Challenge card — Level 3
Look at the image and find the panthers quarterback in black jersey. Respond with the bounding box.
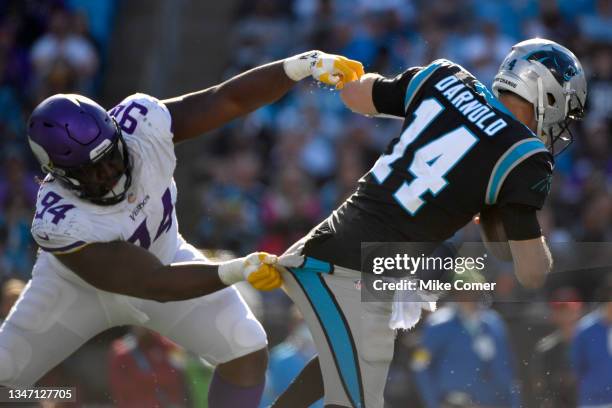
[273,38,587,408]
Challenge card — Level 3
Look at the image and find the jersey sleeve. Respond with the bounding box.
[112,93,176,178]
[372,67,422,118]
[498,204,542,240]
[493,150,553,209]
[31,189,93,254]
[112,93,174,141]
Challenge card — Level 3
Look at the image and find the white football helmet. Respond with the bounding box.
[492,38,587,154]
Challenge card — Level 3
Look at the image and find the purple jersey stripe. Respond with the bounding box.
[38,240,87,253]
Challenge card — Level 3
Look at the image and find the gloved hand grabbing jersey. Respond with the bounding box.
[218,252,282,291]
[283,50,364,89]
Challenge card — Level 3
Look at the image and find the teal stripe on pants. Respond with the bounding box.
[289,259,363,408]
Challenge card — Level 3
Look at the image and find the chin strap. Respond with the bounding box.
[536,76,545,139]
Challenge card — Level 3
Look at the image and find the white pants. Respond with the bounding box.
[0,241,267,387]
[281,240,396,408]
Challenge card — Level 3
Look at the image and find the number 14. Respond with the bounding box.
[371,98,478,215]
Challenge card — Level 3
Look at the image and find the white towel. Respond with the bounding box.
[389,284,438,330]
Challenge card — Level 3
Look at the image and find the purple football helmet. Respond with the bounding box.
[28,94,132,205]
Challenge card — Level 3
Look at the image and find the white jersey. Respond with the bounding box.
[0,93,267,388]
[31,93,180,273]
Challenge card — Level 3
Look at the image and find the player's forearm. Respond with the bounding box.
[165,61,294,142]
[57,246,228,302]
[129,254,271,302]
[216,60,296,114]
[479,222,513,261]
[509,237,552,288]
[166,51,362,142]
[75,260,226,302]
[142,263,227,302]
[111,257,258,302]
[340,73,380,115]
[58,242,279,300]
[479,207,513,261]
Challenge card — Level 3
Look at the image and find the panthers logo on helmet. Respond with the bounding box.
[525,47,580,85]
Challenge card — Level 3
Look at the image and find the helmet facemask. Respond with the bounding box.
[50,120,133,205]
[538,80,586,156]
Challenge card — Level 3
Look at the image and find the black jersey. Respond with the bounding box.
[303,59,553,270]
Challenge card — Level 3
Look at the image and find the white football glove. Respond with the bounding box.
[218,252,282,291]
[283,50,364,89]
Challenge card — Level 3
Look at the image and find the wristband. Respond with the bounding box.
[283,51,320,81]
[217,258,244,286]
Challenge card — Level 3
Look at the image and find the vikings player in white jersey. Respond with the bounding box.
[0,51,363,407]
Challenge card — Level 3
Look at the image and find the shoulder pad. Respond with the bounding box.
[111,93,176,177]
[111,93,173,140]
[430,58,455,68]
[31,185,92,254]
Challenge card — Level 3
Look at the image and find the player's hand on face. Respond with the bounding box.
[243,252,283,291]
[311,52,365,89]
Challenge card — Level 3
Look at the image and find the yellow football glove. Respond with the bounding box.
[218,252,282,291]
[312,54,365,89]
[244,252,283,291]
[283,50,365,89]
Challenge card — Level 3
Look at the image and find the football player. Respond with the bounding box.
[273,39,587,408]
[0,50,363,408]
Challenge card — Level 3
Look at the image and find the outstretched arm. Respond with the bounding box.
[164,61,293,143]
[55,243,281,302]
[164,51,363,143]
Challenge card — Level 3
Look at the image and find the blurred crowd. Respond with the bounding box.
[1,0,611,406]
[0,0,114,281]
[198,0,612,255]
